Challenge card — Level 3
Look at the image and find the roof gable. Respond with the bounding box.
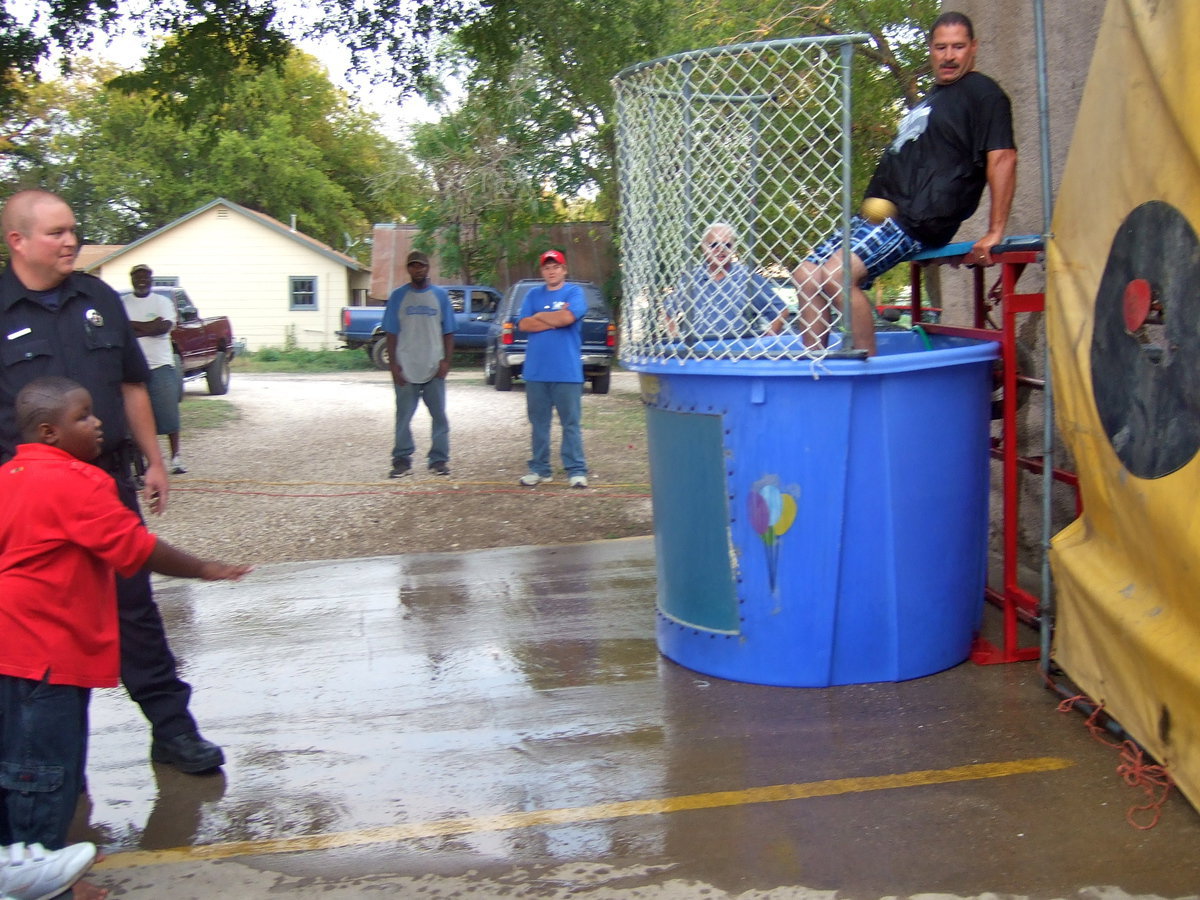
[84,198,367,273]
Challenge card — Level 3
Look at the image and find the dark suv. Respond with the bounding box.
[484,279,616,394]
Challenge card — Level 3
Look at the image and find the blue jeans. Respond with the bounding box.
[525,381,587,478]
[0,674,90,849]
[105,464,195,743]
[393,378,449,465]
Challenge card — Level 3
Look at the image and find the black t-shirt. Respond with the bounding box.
[0,267,150,462]
[865,71,1015,247]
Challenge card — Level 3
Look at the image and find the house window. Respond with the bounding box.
[290,277,317,310]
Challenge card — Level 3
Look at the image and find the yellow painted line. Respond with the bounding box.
[96,756,1072,871]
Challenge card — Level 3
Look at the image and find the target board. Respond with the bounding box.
[1090,201,1200,479]
[1047,0,1200,813]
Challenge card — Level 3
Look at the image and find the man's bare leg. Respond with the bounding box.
[792,260,833,351]
[845,283,877,356]
[792,253,876,357]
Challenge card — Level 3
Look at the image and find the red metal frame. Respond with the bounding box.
[905,249,1080,664]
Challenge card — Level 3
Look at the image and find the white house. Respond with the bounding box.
[85,198,370,351]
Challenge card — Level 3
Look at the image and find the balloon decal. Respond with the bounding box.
[747,475,800,592]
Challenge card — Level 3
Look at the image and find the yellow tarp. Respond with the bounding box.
[1048,0,1200,808]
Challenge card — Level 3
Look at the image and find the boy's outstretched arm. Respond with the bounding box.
[147,539,253,581]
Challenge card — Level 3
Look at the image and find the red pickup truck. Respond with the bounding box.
[121,287,236,395]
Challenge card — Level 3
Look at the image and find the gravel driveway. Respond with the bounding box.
[152,368,654,565]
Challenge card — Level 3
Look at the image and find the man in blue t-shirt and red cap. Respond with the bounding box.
[517,250,589,489]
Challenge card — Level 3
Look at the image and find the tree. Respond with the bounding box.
[452,0,678,219]
[4,0,943,283]
[0,0,468,118]
[437,0,938,220]
[1,50,426,252]
[672,0,940,193]
[408,75,560,285]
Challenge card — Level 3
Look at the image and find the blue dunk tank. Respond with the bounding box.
[634,336,997,687]
[613,38,998,686]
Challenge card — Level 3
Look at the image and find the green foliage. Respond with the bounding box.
[398,0,676,278]
[1,50,426,249]
[235,347,376,372]
[0,9,45,111]
[454,0,677,219]
[106,7,292,127]
[408,64,566,284]
[665,0,940,199]
[3,0,942,264]
[0,0,466,119]
[423,0,938,242]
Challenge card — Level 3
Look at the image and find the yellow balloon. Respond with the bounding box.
[860,197,897,225]
[775,494,797,536]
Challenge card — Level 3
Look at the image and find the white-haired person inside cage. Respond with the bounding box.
[666,223,790,341]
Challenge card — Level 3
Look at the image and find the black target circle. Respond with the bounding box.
[1090,200,1200,479]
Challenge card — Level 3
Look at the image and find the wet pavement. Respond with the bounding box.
[75,537,1200,899]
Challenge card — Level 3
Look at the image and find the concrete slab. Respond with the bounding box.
[76,538,1200,899]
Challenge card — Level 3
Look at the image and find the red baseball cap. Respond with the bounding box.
[539,250,566,266]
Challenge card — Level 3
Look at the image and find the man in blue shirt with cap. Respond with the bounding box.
[517,250,589,489]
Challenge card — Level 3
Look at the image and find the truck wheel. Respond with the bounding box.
[173,353,185,401]
[591,371,611,395]
[495,363,513,391]
[205,353,231,395]
[370,337,390,370]
[484,350,497,385]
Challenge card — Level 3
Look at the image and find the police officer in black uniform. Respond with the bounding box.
[1,189,224,773]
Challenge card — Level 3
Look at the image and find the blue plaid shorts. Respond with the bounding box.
[805,215,925,289]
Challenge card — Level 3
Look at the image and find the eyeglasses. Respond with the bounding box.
[707,241,734,250]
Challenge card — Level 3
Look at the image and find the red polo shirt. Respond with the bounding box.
[0,443,157,688]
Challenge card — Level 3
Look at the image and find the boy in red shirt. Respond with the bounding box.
[0,375,251,863]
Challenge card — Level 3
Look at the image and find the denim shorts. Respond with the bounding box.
[806,215,925,289]
[0,674,90,849]
[146,364,182,435]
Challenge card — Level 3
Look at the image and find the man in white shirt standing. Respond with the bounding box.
[122,264,186,474]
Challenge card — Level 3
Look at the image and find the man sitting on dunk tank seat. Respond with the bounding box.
[792,10,1017,357]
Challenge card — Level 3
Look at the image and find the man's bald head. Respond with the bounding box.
[1,189,66,242]
[2,189,79,290]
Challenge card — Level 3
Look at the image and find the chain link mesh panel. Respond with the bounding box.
[615,37,868,365]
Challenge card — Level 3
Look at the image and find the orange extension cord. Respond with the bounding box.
[1056,694,1175,830]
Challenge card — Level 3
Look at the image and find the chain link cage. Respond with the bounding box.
[614,35,870,366]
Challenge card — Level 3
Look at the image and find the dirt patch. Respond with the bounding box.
[152,368,655,564]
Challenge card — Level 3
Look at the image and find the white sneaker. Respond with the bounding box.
[170,454,187,474]
[519,473,552,486]
[1,841,97,900]
[569,475,589,489]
